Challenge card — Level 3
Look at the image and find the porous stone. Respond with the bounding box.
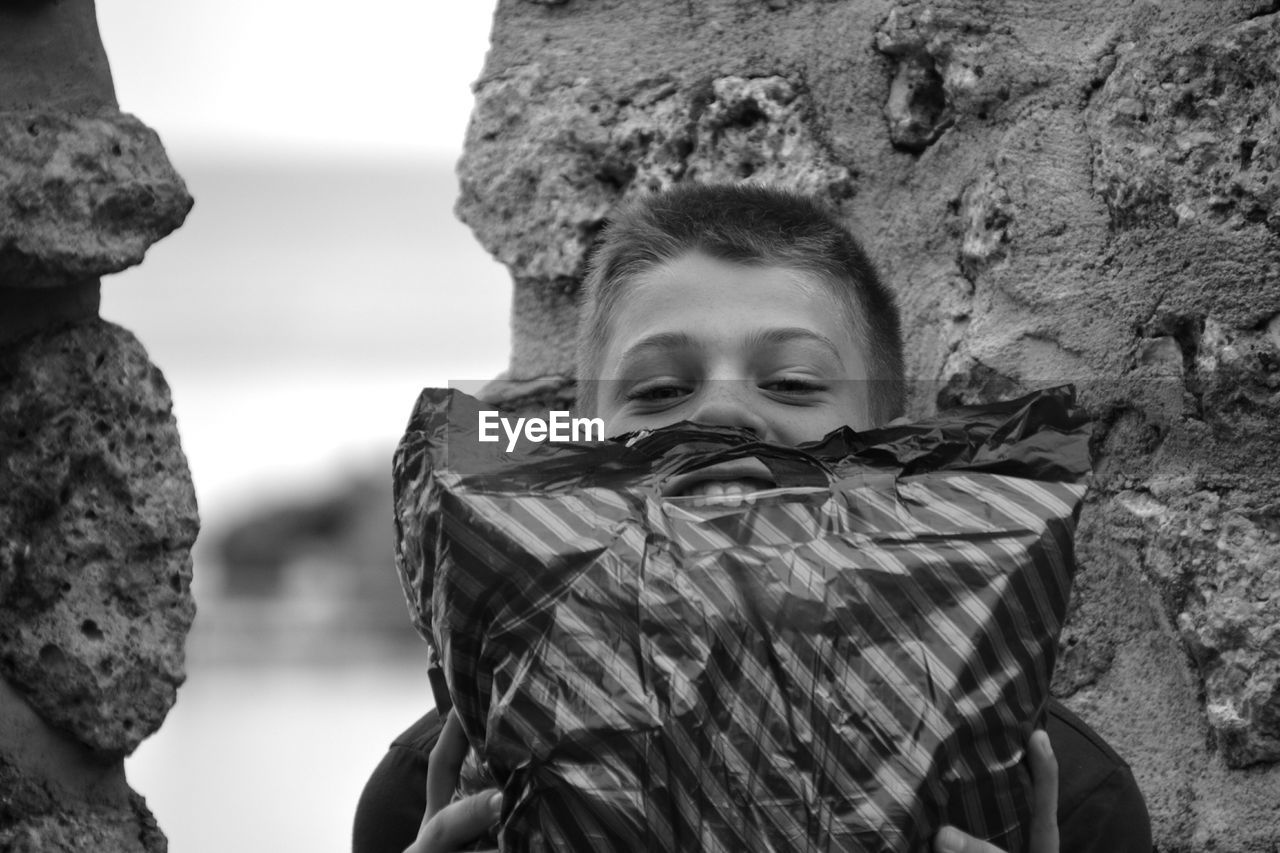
[1089,15,1280,234]
[1175,504,1280,767]
[509,275,579,380]
[875,8,958,152]
[958,169,1014,278]
[0,675,163,852]
[0,794,165,853]
[0,319,197,756]
[0,111,193,288]
[1138,317,1280,767]
[0,676,127,805]
[874,4,1032,153]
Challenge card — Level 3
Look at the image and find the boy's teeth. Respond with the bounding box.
[686,479,762,506]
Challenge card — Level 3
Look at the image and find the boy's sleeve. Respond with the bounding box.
[1048,700,1153,853]
[352,709,441,853]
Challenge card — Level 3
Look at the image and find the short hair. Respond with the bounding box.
[575,183,905,423]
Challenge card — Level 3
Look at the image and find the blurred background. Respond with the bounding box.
[96,3,507,850]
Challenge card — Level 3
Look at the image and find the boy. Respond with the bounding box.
[354,184,1151,853]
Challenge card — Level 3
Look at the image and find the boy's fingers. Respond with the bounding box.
[1027,729,1060,853]
[416,710,503,852]
[934,732,1058,853]
[425,709,470,818]
[410,790,502,853]
[933,825,1002,853]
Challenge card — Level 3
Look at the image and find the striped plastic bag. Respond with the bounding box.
[395,386,1090,853]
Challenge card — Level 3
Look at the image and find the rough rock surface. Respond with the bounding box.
[0,111,193,288]
[0,677,164,853]
[1089,16,1280,234]
[0,1,197,848]
[460,0,1280,846]
[0,793,165,853]
[460,67,854,283]
[0,319,197,756]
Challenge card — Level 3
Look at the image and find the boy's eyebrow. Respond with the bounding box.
[746,327,846,365]
[614,331,699,374]
[614,327,846,374]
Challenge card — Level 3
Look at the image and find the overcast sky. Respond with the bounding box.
[96,1,498,160]
[94,2,512,522]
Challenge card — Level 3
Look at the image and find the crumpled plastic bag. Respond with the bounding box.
[394,386,1091,853]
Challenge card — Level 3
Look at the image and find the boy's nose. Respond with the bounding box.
[688,384,770,439]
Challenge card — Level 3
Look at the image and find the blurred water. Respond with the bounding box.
[127,655,433,853]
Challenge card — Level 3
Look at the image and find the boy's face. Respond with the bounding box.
[595,251,872,447]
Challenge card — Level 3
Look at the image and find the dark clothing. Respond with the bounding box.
[1048,701,1153,853]
[352,698,1151,853]
[354,709,444,853]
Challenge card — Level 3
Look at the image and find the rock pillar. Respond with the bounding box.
[0,1,195,849]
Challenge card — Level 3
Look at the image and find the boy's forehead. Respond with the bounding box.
[599,251,867,373]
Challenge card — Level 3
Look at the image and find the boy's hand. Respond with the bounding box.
[403,709,500,853]
[933,729,1059,853]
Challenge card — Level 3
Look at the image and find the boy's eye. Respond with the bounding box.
[762,377,825,395]
[625,382,691,403]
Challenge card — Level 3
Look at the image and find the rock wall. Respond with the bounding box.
[0,1,194,850]
[462,0,1280,848]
